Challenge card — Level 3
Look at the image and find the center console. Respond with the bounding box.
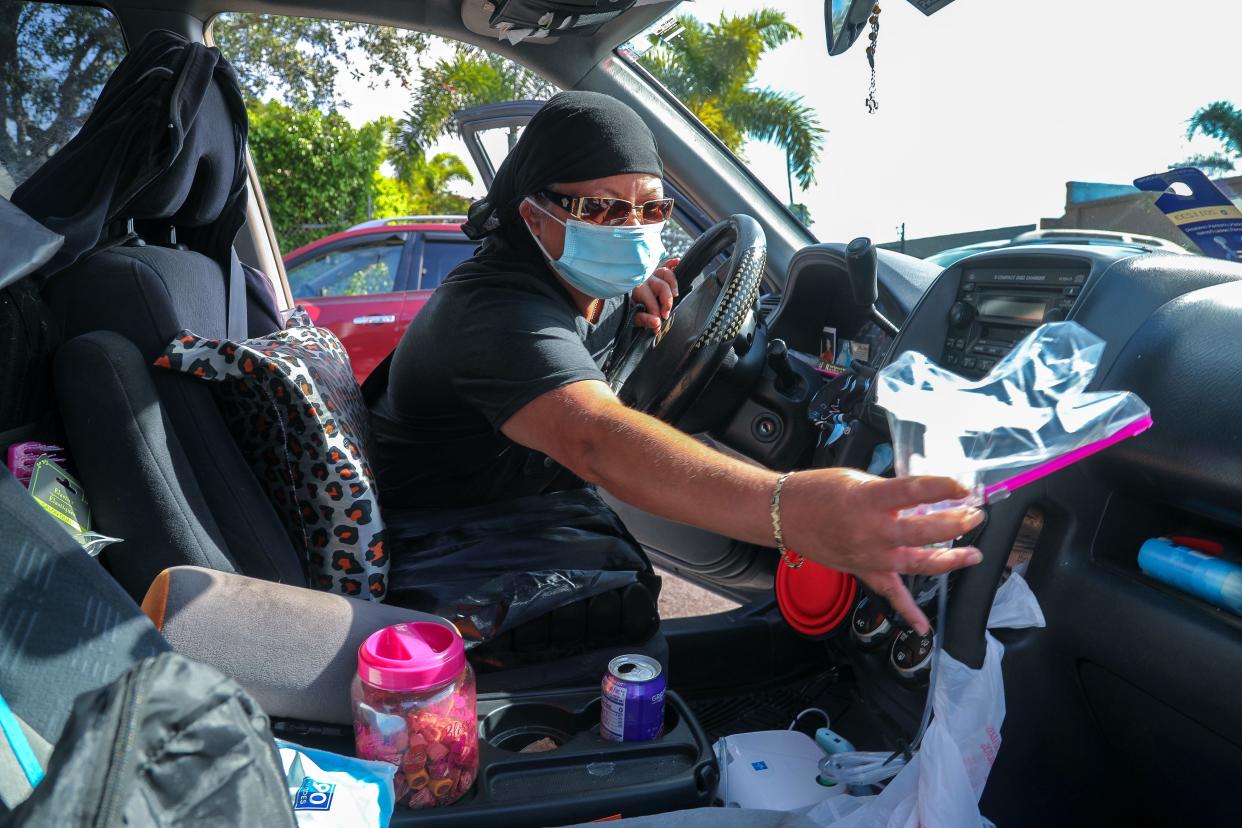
[940,264,1089,377]
[145,568,720,827]
[279,687,718,827]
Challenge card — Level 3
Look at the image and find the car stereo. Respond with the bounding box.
[941,266,1087,378]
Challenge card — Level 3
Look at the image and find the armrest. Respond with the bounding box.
[142,566,451,724]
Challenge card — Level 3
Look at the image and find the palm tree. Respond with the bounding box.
[639,10,825,189]
[1182,101,1242,175]
[395,45,556,159]
[407,151,475,213]
[375,150,474,217]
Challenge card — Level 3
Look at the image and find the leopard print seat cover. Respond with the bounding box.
[155,309,388,600]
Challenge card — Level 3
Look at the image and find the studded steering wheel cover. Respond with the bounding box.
[695,243,766,350]
[610,214,768,425]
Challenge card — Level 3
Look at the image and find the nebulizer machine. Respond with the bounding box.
[717,322,1151,826]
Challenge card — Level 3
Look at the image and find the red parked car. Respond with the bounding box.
[284,216,478,382]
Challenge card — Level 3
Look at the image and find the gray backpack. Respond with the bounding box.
[2,652,295,828]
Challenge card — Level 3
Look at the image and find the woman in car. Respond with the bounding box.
[370,91,983,638]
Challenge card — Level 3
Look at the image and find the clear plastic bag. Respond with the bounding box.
[79,531,123,558]
[875,322,1151,495]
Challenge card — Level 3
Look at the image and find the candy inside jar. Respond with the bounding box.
[352,622,477,809]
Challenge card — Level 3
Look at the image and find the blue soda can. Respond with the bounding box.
[600,654,666,742]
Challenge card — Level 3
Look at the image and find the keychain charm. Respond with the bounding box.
[865,4,881,114]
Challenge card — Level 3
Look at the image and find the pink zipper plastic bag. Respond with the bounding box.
[875,321,1152,500]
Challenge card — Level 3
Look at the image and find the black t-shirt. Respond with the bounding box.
[371,234,626,510]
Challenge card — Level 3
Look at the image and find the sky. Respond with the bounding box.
[336,0,1242,246]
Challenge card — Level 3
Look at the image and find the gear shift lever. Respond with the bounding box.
[845,237,899,336]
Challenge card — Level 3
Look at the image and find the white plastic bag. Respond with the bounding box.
[987,571,1046,630]
[277,739,396,827]
[807,574,1044,828]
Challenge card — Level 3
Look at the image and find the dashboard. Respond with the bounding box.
[744,239,1242,824]
[616,233,1242,822]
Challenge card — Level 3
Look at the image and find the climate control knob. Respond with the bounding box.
[850,596,893,650]
[948,301,976,329]
[889,627,935,682]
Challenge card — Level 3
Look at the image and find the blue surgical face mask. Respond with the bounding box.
[525,197,666,300]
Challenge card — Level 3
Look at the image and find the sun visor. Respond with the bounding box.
[462,0,673,44]
[0,198,63,289]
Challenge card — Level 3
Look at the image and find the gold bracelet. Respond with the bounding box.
[770,472,804,569]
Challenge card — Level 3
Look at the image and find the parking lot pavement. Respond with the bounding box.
[655,567,742,619]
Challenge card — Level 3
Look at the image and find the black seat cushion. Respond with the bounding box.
[54,331,305,597]
[46,245,304,599]
[155,310,389,601]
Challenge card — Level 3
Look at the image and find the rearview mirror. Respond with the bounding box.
[825,0,961,56]
[824,0,874,56]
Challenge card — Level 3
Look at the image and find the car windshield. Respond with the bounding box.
[619,0,1242,262]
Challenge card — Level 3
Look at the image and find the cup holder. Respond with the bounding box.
[480,697,683,753]
[481,703,576,753]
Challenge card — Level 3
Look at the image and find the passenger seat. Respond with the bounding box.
[26,37,306,599]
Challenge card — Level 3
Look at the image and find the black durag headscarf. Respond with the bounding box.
[462,91,663,243]
[11,30,248,277]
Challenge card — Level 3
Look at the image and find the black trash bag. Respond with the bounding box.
[385,487,661,651]
[3,652,295,828]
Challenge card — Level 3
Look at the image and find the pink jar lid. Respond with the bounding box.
[357,622,466,692]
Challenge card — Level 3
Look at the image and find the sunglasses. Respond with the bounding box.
[540,189,674,226]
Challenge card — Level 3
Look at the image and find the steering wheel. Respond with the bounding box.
[607,214,766,426]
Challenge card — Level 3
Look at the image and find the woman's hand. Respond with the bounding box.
[779,468,985,634]
[631,257,680,330]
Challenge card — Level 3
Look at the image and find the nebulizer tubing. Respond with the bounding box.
[817,569,948,788]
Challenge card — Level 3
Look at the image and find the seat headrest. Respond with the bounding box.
[127,82,238,227]
[10,31,249,277]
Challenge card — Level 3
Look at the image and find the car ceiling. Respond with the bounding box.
[102,0,683,92]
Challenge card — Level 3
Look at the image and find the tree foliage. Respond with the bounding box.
[248,100,387,252]
[396,44,556,157]
[211,13,426,111]
[0,2,126,190]
[375,151,474,217]
[639,10,824,189]
[1181,101,1242,175]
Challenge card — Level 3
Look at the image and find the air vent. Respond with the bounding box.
[757,293,781,321]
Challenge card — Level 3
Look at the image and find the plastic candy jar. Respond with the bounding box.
[352,622,477,808]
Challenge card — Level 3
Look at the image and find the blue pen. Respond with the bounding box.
[0,692,44,789]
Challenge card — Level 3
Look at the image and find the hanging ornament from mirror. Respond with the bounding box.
[865,4,880,113]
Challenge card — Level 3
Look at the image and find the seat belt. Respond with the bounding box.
[226,248,247,341]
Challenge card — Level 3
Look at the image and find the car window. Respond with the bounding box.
[287,238,405,298]
[0,2,127,197]
[620,4,1242,255]
[418,236,476,290]
[475,125,525,180]
[661,221,696,260]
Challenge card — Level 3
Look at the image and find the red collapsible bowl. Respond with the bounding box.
[775,557,857,638]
